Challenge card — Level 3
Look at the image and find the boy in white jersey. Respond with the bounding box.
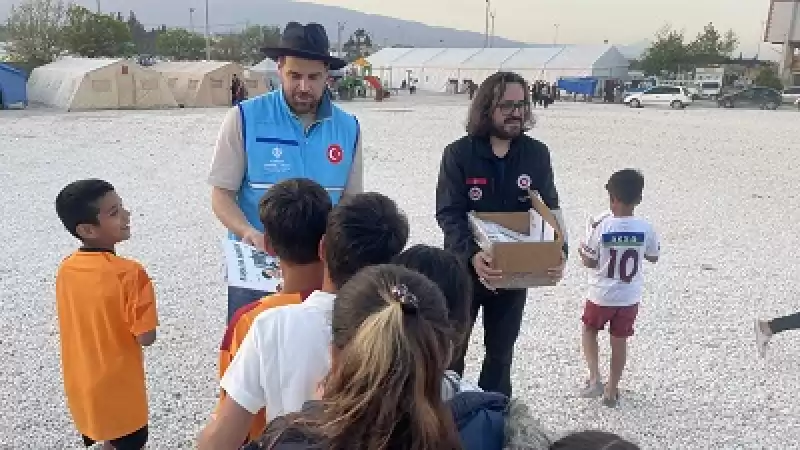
[577,169,660,408]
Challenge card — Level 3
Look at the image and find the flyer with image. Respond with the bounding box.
[221,239,282,292]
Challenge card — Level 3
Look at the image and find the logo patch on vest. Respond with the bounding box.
[327,144,343,164]
[517,174,531,189]
[468,186,482,201]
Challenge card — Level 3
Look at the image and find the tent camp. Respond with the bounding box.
[367,45,630,93]
[540,45,629,83]
[248,58,280,92]
[383,48,446,90]
[499,47,564,82]
[27,57,177,111]
[152,61,243,107]
[0,63,27,108]
[417,48,482,92]
[365,47,414,86]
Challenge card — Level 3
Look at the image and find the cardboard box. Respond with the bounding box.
[468,190,564,289]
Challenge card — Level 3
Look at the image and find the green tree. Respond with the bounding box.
[342,28,372,62]
[754,66,783,90]
[212,33,244,62]
[686,22,739,66]
[639,25,691,76]
[6,0,68,65]
[155,28,206,60]
[61,5,133,57]
[239,25,280,64]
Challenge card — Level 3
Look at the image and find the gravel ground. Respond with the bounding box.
[2,94,799,449]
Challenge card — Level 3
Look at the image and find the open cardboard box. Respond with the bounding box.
[468,189,564,289]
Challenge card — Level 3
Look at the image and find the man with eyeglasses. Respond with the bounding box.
[435,71,568,397]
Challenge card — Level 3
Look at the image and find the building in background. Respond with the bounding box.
[765,0,800,86]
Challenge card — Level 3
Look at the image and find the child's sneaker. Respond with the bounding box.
[579,379,604,398]
[754,319,771,358]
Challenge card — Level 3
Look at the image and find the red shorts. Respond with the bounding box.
[581,300,639,338]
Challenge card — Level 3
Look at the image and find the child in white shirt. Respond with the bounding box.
[577,169,660,408]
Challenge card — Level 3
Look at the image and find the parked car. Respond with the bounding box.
[623,86,692,109]
[796,97,800,111]
[782,86,800,104]
[717,87,782,110]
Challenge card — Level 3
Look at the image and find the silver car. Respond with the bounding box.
[783,86,800,104]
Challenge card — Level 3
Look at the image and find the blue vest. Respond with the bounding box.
[235,90,359,235]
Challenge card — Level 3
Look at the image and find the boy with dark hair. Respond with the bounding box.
[217,178,332,443]
[391,245,481,398]
[199,192,409,449]
[54,179,158,449]
[577,169,659,408]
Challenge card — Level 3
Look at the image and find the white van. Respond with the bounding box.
[699,80,723,100]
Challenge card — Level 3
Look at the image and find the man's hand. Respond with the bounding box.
[241,229,265,252]
[472,251,502,290]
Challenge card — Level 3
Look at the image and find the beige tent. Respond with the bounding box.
[152,61,243,107]
[27,57,177,111]
[243,69,269,97]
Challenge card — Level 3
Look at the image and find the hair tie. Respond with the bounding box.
[390,284,419,314]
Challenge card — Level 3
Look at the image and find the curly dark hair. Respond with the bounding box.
[465,71,534,138]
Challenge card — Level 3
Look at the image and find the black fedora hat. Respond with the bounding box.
[262,22,347,70]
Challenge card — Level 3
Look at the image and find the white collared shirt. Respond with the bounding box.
[220,290,335,420]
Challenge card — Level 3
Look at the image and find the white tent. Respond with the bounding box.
[458,48,522,86]
[417,48,482,92]
[365,46,630,93]
[249,58,280,89]
[366,48,414,86]
[27,57,177,111]
[500,47,565,82]
[384,48,447,89]
[543,45,629,83]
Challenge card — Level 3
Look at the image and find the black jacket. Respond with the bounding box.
[435,134,565,266]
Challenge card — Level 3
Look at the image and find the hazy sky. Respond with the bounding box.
[304,0,772,49]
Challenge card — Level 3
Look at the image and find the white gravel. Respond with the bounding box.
[2,94,799,449]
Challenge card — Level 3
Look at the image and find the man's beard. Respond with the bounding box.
[284,89,320,115]
[490,118,523,140]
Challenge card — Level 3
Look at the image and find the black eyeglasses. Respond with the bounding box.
[496,100,529,114]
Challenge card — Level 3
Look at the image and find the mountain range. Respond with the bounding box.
[1,0,778,60]
[0,0,529,48]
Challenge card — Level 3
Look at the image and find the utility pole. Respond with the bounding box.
[337,21,346,58]
[489,10,495,47]
[189,8,195,33]
[553,23,560,45]
[484,0,490,48]
[96,0,100,12]
[205,0,211,60]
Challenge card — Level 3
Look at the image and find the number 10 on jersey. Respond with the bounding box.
[607,248,639,283]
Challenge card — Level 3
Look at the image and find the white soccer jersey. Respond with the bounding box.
[579,211,660,306]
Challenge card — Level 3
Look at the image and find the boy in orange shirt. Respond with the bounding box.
[217,178,332,442]
[54,179,158,450]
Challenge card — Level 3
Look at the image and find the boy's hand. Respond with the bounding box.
[242,229,266,252]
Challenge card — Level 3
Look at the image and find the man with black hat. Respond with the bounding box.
[208,22,363,323]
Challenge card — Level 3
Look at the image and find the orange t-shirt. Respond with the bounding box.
[55,250,158,441]
[218,290,311,442]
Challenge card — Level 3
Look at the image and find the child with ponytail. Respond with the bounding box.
[249,264,463,450]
